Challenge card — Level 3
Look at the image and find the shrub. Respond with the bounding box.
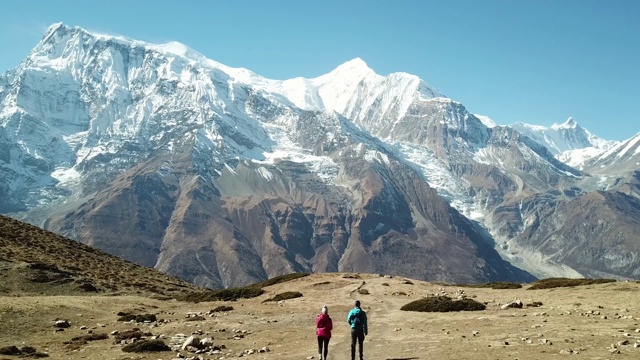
[0,345,49,357]
[0,346,21,355]
[70,333,109,342]
[113,329,152,342]
[358,288,370,295]
[185,315,205,321]
[526,301,543,307]
[117,314,136,322]
[177,272,309,303]
[121,340,170,353]
[19,346,37,354]
[459,282,522,289]
[381,283,389,287]
[77,282,98,292]
[401,296,486,312]
[117,313,157,322]
[263,291,303,302]
[258,273,310,287]
[178,285,265,303]
[211,305,234,312]
[528,278,616,290]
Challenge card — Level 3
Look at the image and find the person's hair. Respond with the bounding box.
[322,305,328,314]
[355,300,361,308]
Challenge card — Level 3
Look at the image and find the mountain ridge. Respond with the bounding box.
[1,23,639,287]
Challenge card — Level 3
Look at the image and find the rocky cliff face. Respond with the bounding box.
[1,24,639,287]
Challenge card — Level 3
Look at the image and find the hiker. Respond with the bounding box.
[347,299,368,360]
[316,304,333,360]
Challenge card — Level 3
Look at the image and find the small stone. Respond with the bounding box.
[181,336,200,351]
[617,340,630,346]
[54,320,71,328]
[501,300,523,310]
[472,331,479,336]
[609,348,621,354]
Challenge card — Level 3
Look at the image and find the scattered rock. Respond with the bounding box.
[54,320,71,328]
[559,349,579,355]
[181,336,200,350]
[501,300,523,309]
[199,337,214,347]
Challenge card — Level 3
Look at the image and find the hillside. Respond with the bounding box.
[1,273,639,359]
[1,23,639,285]
[0,214,200,297]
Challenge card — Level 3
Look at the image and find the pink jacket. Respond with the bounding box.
[316,313,333,338]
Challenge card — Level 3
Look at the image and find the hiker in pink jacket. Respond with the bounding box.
[316,305,333,360]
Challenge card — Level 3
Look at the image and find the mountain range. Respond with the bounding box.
[1,23,639,288]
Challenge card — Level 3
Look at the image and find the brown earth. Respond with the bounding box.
[0,214,200,297]
[1,273,639,359]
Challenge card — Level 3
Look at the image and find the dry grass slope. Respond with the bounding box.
[0,214,201,297]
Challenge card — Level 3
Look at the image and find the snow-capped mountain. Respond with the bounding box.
[513,117,612,152]
[581,132,640,175]
[1,23,639,287]
[511,118,620,170]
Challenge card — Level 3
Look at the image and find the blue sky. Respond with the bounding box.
[0,0,638,141]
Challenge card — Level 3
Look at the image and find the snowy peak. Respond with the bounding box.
[512,118,611,156]
[581,131,640,174]
[474,114,498,128]
[328,57,376,78]
[552,117,578,130]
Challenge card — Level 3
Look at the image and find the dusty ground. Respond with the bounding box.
[1,273,639,360]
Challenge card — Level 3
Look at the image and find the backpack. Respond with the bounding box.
[352,310,363,329]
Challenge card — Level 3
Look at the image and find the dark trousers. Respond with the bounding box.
[317,336,330,359]
[350,328,365,360]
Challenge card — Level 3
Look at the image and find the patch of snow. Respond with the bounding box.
[395,142,481,219]
[224,163,237,175]
[256,167,273,181]
[51,167,81,185]
[474,114,498,128]
[256,122,340,184]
